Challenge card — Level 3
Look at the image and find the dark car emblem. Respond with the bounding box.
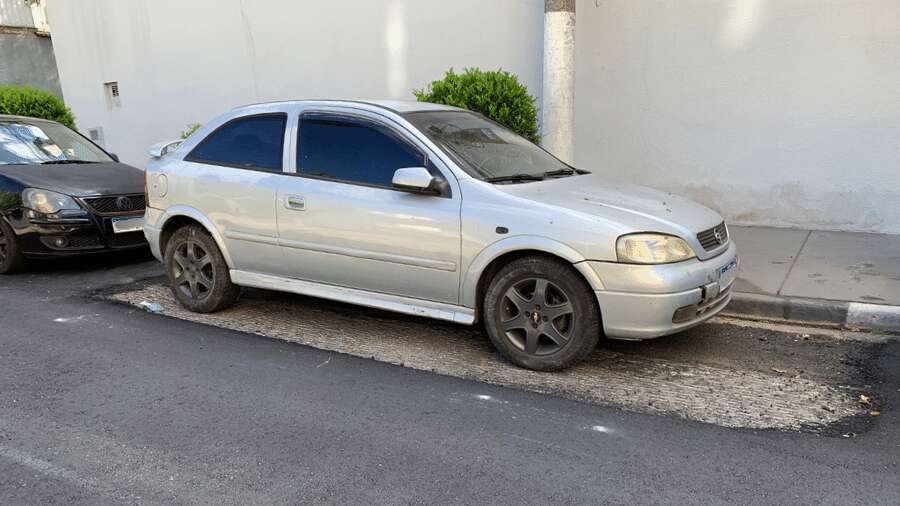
[115,196,134,212]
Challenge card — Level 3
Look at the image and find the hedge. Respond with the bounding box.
[0,86,76,129]
[414,68,540,143]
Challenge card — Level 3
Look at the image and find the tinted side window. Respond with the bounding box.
[298,115,424,187]
[187,114,286,171]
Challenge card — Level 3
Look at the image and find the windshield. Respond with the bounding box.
[0,120,113,165]
[404,111,579,182]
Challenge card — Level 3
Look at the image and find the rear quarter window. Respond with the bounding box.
[187,114,286,171]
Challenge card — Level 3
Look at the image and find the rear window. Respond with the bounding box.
[187,114,286,171]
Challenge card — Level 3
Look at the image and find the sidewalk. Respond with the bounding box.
[724,226,900,332]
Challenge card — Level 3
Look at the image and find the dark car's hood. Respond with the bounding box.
[0,162,144,197]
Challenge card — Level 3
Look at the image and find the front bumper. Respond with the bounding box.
[142,206,165,261]
[12,212,148,258]
[589,241,738,340]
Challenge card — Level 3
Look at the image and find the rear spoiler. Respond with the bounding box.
[148,139,183,159]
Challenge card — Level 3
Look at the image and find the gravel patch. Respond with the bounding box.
[108,282,870,431]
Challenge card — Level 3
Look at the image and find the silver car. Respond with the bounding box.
[144,100,738,371]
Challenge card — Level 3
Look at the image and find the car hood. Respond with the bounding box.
[0,162,145,197]
[495,173,723,235]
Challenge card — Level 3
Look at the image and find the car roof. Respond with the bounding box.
[0,114,56,124]
[232,99,465,114]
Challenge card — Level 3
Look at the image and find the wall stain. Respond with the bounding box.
[678,182,894,234]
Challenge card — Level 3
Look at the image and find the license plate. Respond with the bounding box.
[111,216,144,234]
[718,258,738,287]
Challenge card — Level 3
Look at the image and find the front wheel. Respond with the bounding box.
[164,225,240,313]
[0,218,26,274]
[483,257,600,371]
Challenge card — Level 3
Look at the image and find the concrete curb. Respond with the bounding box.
[725,292,900,333]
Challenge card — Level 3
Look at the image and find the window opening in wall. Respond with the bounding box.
[104,81,121,109]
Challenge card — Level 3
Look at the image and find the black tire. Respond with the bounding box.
[483,256,600,371]
[164,225,240,313]
[0,218,27,274]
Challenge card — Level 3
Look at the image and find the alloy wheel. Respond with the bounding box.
[171,239,215,301]
[499,278,575,356]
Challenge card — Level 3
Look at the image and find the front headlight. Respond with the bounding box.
[616,233,696,264]
[22,188,85,215]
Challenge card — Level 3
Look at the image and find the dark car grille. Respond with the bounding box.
[109,231,147,248]
[82,194,146,215]
[67,235,103,248]
[697,222,728,251]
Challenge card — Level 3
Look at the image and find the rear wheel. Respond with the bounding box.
[483,256,600,371]
[0,218,26,274]
[164,225,239,312]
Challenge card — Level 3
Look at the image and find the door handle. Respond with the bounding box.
[285,195,306,211]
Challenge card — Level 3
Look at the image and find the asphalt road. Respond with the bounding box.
[1,252,898,505]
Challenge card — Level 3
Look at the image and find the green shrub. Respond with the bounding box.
[181,122,202,139]
[414,68,540,143]
[0,86,75,129]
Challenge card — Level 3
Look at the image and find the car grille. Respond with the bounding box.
[109,231,147,248]
[68,235,103,248]
[696,222,728,251]
[82,194,146,215]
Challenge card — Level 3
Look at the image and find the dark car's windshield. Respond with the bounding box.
[0,120,113,166]
[404,110,581,183]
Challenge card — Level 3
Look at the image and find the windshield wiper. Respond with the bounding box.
[40,159,98,165]
[484,173,544,183]
[544,167,591,178]
[543,168,575,177]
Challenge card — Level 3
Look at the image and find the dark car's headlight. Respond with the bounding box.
[616,233,696,264]
[22,188,87,218]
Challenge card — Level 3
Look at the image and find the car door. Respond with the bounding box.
[275,109,462,304]
[177,111,290,275]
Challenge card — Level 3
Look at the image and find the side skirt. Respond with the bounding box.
[230,270,476,325]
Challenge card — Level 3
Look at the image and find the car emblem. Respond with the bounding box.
[115,196,134,212]
[714,228,724,244]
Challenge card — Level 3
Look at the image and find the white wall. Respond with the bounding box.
[575,0,900,234]
[46,0,543,168]
[47,0,900,234]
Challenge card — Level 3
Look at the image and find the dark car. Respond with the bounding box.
[0,115,147,273]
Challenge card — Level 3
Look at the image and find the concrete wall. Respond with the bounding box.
[0,0,61,97]
[46,0,543,167]
[0,0,37,28]
[575,0,900,234]
[0,32,63,97]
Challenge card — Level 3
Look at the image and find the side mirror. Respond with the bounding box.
[109,153,120,162]
[148,139,184,159]
[392,167,438,194]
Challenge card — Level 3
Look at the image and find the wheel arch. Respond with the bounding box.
[463,236,604,320]
[157,207,234,268]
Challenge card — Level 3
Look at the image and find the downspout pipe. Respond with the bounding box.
[541,0,576,164]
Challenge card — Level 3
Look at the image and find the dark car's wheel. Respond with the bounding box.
[0,219,27,274]
[483,256,600,371]
[164,225,239,313]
